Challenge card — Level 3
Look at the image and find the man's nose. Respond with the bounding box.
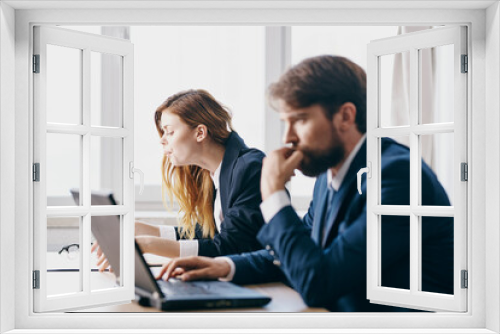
[283,125,298,145]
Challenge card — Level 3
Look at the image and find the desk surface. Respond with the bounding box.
[46,252,327,313]
[79,281,325,313]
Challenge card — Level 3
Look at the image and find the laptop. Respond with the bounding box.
[70,188,122,282]
[70,189,272,311]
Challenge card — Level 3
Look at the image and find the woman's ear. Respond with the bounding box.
[196,125,208,142]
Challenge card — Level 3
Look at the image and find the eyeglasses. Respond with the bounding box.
[58,243,79,260]
[53,243,110,272]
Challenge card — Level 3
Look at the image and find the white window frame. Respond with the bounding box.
[32,25,135,312]
[366,26,468,312]
[1,2,498,333]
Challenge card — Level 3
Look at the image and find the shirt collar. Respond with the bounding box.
[327,134,367,191]
[210,161,222,190]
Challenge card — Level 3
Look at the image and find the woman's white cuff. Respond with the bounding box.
[159,225,177,240]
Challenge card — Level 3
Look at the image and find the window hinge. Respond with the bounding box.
[461,54,468,73]
[461,270,468,289]
[33,163,40,182]
[33,270,40,289]
[461,162,468,181]
[33,54,40,73]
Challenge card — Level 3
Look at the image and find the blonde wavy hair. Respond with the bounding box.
[154,89,233,239]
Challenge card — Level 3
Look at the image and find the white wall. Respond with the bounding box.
[0,2,16,333]
[486,2,500,333]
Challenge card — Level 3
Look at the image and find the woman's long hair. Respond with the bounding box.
[154,89,233,239]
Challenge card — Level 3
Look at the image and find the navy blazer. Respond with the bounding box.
[176,132,266,257]
[229,138,453,311]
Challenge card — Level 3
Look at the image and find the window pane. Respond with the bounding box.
[291,26,398,70]
[380,136,410,206]
[46,133,81,206]
[421,216,454,295]
[420,133,454,205]
[91,136,123,204]
[91,215,122,291]
[380,51,410,128]
[132,26,265,186]
[46,216,82,296]
[420,44,454,124]
[91,52,123,128]
[381,215,410,290]
[290,171,315,197]
[46,44,81,125]
[290,26,398,200]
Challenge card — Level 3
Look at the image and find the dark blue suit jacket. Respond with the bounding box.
[229,138,453,311]
[176,132,266,257]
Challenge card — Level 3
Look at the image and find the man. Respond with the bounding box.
[156,55,454,312]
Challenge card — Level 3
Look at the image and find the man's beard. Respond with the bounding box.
[298,131,345,177]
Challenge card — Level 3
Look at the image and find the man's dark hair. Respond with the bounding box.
[268,55,366,134]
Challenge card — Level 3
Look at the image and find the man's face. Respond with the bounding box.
[279,101,345,177]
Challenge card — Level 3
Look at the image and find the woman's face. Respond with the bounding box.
[160,111,199,166]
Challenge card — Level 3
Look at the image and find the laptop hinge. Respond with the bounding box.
[461,270,468,289]
[33,270,40,289]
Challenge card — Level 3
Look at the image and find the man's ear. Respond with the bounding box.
[196,125,208,142]
[335,102,357,132]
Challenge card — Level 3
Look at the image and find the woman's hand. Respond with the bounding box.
[91,242,112,272]
[135,221,161,237]
[155,256,231,281]
[135,236,180,258]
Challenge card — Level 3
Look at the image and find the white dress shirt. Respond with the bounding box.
[223,135,367,281]
[159,162,223,258]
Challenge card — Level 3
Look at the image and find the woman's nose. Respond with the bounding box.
[160,133,167,145]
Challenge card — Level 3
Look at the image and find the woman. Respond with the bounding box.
[133,89,266,259]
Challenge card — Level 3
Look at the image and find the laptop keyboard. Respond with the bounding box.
[159,279,216,296]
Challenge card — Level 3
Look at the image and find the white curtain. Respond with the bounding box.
[391,26,435,166]
[390,26,454,202]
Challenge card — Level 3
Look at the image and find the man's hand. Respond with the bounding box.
[261,147,304,200]
[155,256,231,282]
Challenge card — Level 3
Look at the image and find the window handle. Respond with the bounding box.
[357,162,371,195]
[129,162,144,195]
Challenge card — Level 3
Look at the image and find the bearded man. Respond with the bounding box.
[155,55,454,312]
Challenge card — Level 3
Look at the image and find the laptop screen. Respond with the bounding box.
[134,242,164,297]
[70,189,121,280]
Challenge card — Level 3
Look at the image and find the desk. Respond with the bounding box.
[80,281,326,313]
[46,252,327,313]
